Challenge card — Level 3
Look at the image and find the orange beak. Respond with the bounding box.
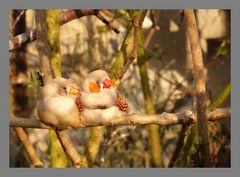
[69,86,79,95]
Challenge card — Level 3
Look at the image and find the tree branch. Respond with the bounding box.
[35,10,53,83]
[9,9,119,51]
[11,9,26,35]
[184,9,212,166]
[12,127,43,167]
[10,108,230,129]
[110,10,148,82]
[55,131,82,168]
[168,124,189,167]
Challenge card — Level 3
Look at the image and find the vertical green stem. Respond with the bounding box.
[137,33,162,167]
[46,9,68,168]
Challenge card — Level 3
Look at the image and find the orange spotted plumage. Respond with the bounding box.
[115,92,128,112]
[76,93,85,112]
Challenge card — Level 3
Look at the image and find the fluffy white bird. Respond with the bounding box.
[37,77,80,130]
[37,70,128,129]
[76,70,128,124]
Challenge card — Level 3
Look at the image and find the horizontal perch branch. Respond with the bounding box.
[9,9,119,51]
[10,108,230,129]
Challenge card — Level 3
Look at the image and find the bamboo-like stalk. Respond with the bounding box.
[137,32,162,167]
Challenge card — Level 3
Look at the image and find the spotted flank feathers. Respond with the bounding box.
[76,94,85,112]
[75,92,128,112]
[115,92,128,112]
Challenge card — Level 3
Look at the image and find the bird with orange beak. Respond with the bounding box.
[77,70,128,124]
[37,70,128,130]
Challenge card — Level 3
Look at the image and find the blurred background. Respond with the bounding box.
[9,9,230,167]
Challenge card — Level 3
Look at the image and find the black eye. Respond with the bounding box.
[63,86,67,94]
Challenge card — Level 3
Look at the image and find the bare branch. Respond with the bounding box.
[94,10,120,34]
[55,131,82,168]
[12,127,43,167]
[9,29,36,52]
[184,9,211,166]
[9,9,119,51]
[59,9,96,25]
[10,108,230,129]
[110,10,148,81]
[35,10,53,83]
[168,124,189,167]
[11,9,26,34]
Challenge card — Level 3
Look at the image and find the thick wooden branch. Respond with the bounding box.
[184,9,211,166]
[9,9,119,51]
[10,108,230,129]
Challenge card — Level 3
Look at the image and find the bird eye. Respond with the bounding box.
[63,86,67,94]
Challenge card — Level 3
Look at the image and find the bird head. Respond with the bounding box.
[80,70,117,108]
[40,77,80,98]
[82,70,116,94]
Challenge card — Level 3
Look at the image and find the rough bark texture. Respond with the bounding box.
[35,10,53,83]
[184,9,212,167]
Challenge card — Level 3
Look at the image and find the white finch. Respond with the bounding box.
[37,77,80,130]
[76,70,128,124]
[37,70,128,129]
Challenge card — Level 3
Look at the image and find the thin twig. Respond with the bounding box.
[13,127,43,167]
[94,10,120,34]
[56,131,81,168]
[11,9,26,34]
[10,108,231,129]
[168,124,189,167]
[9,9,119,51]
[184,9,212,167]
